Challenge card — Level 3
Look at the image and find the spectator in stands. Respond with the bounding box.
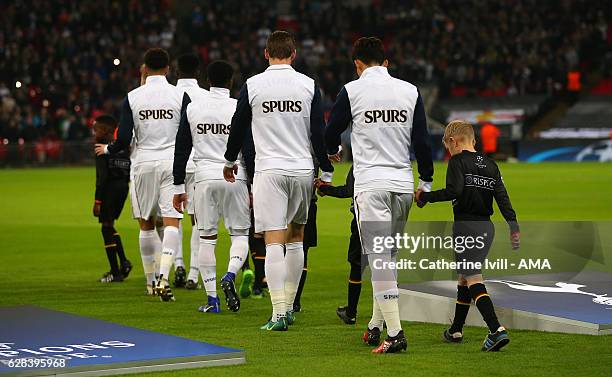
[480,123,501,158]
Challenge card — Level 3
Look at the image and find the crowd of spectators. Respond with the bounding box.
[1,0,610,146]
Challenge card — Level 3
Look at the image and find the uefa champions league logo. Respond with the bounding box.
[487,280,612,307]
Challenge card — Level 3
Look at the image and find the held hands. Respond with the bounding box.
[510,231,520,250]
[173,193,188,214]
[314,178,331,196]
[328,145,343,163]
[94,144,107,156]
[223,164,238,183]
[414,180,431,208]
[415,189,426,208]
[93,201,101,217]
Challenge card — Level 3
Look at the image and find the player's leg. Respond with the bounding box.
[173,222,187,288]
[284,223,305,324]
[337,216,362,324]
[195,181,221,313]
[360,191,409,353]
[293,198,316,312]
[138,218,159,294]
[443,274,470,343]
[249,229,267,298]
[185,214,200,289]
[133,163,162,293]
[155,163,183,301]
[284,174,313,323]
[292,246,308,312]
[153,213,164,278]
[254,172,289,331]
[262,229,288,330]
[100,220,121,282]
[110,183,132,277]
[220,180,251,312]
[457,221,508,351]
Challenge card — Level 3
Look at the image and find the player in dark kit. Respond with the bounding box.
[316,166,362,325]
[93,115,132,283]
[417,120,520,352]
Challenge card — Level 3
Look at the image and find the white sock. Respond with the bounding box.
[227,235,249,275]
[154,250,161,278]
[284,242,304,310]
[265,243,286,321]
[139,230,160,285]
[174,222,185,269]
[199,238,217,297]
[368,292,385,331]
[154,224,164,277]
[374,287,402,337]
[187,226,200,282]
[159,226,179,283]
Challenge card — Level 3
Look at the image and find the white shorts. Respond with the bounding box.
[131,160,183,220]
[129,180,139,219]
[252,172,313,233]
[354,191,412,254]
[185,172,195,215]
[195,179,250,236]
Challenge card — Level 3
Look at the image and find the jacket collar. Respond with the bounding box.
[176,78,199,88]
[209,87,230,97]
[266,64,294,71]
[360,66,390,80]
[145,75,168,85]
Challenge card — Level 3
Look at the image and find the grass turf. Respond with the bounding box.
[1,162,611,377]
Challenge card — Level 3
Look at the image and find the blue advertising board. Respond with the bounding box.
[0,306,244,376]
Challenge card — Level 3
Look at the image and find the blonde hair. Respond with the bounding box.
[443,120,475,147]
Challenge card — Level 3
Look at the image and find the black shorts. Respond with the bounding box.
[453,221,495,276]
[99,183,129,223]
[347,216,362,266]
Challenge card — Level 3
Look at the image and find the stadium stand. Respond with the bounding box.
[0,0,610,164]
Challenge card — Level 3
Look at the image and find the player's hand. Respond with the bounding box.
[94,144,107,156]
[415,189,426,208]
[93,202,101,217]
[328,146,343,163]
[510,231,520,250]
[173,193,188,213]
[223,164,238,183]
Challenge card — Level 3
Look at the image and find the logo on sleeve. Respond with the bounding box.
[364,110,408,123]
[464,174,496,190]
[262,100,302,113]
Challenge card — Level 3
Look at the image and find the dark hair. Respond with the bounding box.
[207,60,234,89]
[352,37,386,65]
[94,114,117,132]
[144,48,169,70]
[266,31,296,59]
[177,53,200,78]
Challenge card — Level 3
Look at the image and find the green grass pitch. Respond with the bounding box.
[1,162,611,376]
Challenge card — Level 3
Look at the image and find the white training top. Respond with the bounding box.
[185,87,245,182]
[176,78,209,174]
[246,64,316,173]
[122,75,183,164]
[344,66,420,194]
